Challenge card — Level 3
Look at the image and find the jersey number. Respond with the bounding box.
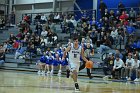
[74,54,77,58]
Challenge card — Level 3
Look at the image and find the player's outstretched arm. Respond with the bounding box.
[62,46,70,60]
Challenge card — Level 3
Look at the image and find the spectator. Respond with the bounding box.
[126,23,135,35]
[47,28,53,44]
[0,48,5,66]
[112,54,125,79]
[35,22,43,36]
[13,39,20,51]
[110,27,118,45]
[103,53,114,79]
[119,11,128,26]
[118,1,125,14]
[129,8,137,22]
[14,43,26,59]
[104,9,110,19]
[132,55,140,81]
[79,41,94,79]
[99,0,107,18]
[40,14,47,24]
[34,14,41,25]
[125,53,134,80]
[70,16,77,28]
[115,49,123,60]
[98,37,112,54]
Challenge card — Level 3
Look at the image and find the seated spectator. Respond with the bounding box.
[40,14,47,24]
[132,55,140,81]
[0,49,5,66]
[110,27,118,45]
[46,28,53,44]
[13,40,19,49]
[8,33,17,45]
[34,14,41,25]
[54,13,60,23]
[112,54,125,79]
[70,16,77,27]
[119,11,128,26]
[134,50,140,60]
[104,9,110,19]
[35,22,43,36]
[0,44,6,53]
[103,53,114,79]
[26,43,37,58]
[98,37,112,54]
[23,14,30,25]
[14,43,26,59]
[125,53,134,80]
[115,49,123,60]
[126,23,135,35]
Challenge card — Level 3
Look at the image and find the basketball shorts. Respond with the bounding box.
[69,62,80,73]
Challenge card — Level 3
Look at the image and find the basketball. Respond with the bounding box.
[85,61,93,69]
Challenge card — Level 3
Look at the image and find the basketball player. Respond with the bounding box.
[62,37,88,91]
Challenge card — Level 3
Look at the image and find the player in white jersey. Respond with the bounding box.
[62,37,88,92]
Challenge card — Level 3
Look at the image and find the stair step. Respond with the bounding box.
[4,63,18,67]
[5,54,15,58]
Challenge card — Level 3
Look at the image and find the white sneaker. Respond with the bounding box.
[47,71,50,75]
[58,70,61,76]
[57,72,61,76]
[103,76,108,80]
[50,70,53,76]
[127,77,131,81]
[37,70,41,75]
[41,71,45,75]
[134,78,139,82]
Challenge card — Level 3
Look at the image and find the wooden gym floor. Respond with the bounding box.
[0,70,140,93]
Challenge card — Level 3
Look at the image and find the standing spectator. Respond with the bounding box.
[118,1,125,14]
[35,22,43,36]
[99,0,107,18]
[129,8,137,22]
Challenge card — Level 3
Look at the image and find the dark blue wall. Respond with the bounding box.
[74,0,140,20]
[98,0,140,8]
[97,0,140,20]
[74,0,93,20]
[74,0,93,10]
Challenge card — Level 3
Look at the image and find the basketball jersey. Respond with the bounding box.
[69,44,82,63]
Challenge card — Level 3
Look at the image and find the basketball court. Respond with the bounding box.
[0,70,140,93]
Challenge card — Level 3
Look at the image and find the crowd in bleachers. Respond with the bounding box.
[0,0,140,81]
